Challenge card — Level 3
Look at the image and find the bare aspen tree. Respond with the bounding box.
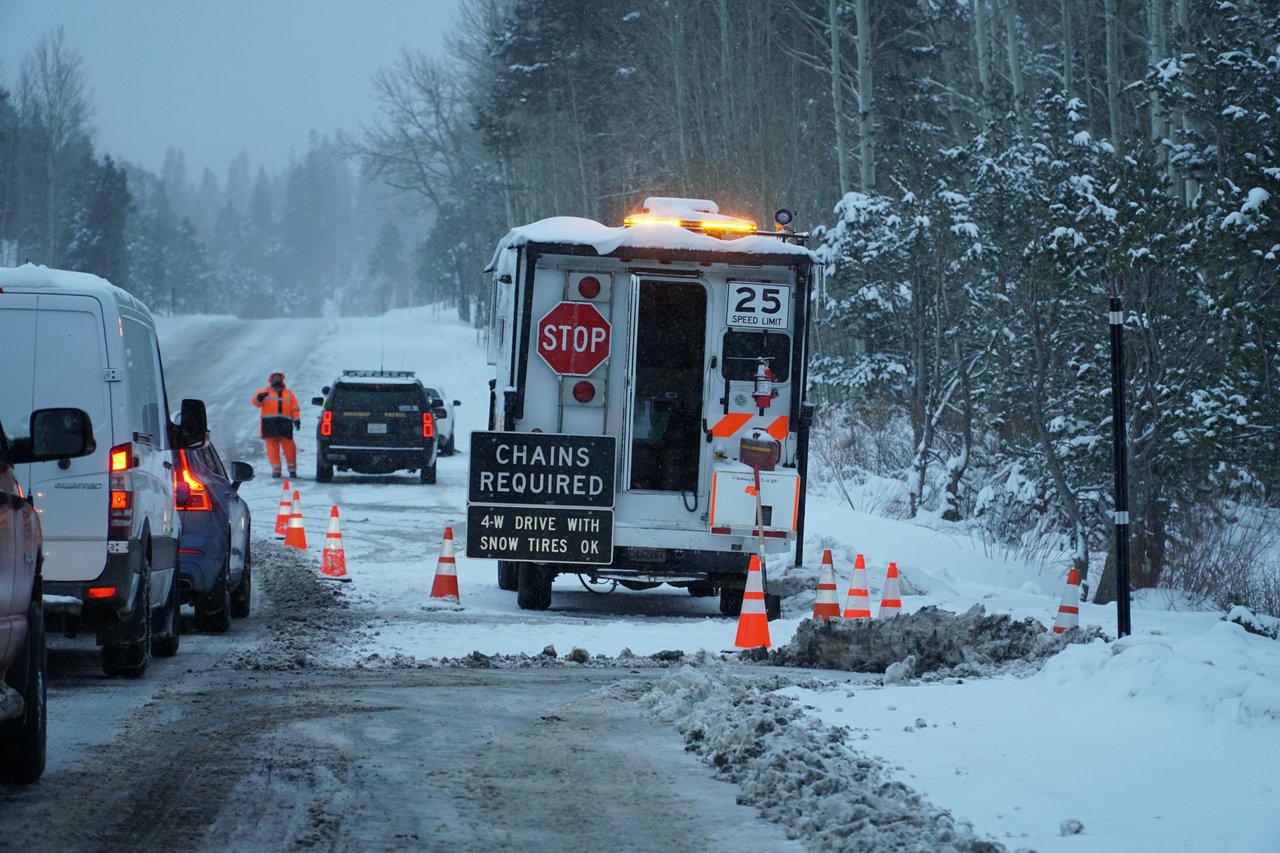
[17,27,92,265]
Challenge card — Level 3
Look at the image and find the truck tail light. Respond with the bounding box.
[422,412,435,438]
[108,442,134,540]
[320,411,332,437]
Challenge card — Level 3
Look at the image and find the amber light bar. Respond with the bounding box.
[623,214,757,233]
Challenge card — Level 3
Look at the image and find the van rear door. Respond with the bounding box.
[0,294,113,583]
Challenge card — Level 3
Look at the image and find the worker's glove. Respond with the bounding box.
[256,391,268,403]
[293,419,302,429]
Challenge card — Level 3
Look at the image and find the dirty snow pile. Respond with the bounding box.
[769,604,1103,678]
[638,663,1004,852]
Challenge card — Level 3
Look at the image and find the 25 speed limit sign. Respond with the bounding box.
[726,281,792,330]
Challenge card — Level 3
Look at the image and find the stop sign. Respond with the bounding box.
[537,302,611,376]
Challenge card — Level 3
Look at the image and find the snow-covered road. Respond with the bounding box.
[1,306,1276,853]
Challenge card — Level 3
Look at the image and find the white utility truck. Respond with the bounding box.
[467,199,817,614]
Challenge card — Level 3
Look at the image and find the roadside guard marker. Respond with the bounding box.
[812,549,841,620]
[320,506,349,581]
[842,553,872,620]
[274,478,291,537]
[284,489,307,550]
[429,526,460,604]
[733,554,772,649]
[879,561,902,617]
[1053,567,1081,633]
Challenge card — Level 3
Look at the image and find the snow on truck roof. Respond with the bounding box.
[488,200,816,270]
[0,263,150,314]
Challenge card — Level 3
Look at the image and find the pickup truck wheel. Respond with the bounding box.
[195,555,232,633]
[497,561,518,591]
[103,565,151,678]
[718,585,744,617]
[150,568,182,657]
[0,603,47,783]
[230,540,252,618]
[516,565,553,610]
[316,452,333,482]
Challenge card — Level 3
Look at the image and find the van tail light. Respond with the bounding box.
[175,450,212,511]
[422,412,435,438]
[320,411,332,437]
[108,442,134,540]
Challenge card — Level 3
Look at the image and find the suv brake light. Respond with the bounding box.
[320,411,332,437]
[422,412,434,438]
[175,450,212,511]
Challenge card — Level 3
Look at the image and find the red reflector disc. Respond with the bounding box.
[577,276,601,299]
[572,381,596,403]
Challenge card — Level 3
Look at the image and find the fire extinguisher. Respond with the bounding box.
[752,357,777,413]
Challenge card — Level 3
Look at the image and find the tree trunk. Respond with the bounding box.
[1148,0,1167,170]
[1173,0,1199,202]
[1060,0,1074,97]
[971,0,994,126]
[1001,0,1027,134]
[853,0,876,192]
[1105,0,1124,142]
[829,0,850,195]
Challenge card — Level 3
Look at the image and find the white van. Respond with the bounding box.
[0,265,207,678]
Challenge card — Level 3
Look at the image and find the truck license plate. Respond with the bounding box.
[625,547,665,563]
[367,423,387,434]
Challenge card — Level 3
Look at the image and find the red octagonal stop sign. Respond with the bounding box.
[537,301,611,376]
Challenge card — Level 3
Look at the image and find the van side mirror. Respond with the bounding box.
[16,408,96,462]
[453,400,461,407]
[176,398,208,448]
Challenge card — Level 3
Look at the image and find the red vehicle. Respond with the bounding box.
[0,408,94,783]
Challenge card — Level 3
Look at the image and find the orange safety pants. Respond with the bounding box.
[264,436,298,474]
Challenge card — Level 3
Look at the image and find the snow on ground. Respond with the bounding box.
[159,306,1280,853]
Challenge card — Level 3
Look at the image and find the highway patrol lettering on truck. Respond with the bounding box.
[468,197,817,614]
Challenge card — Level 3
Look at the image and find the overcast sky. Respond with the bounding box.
[0,0,462,181]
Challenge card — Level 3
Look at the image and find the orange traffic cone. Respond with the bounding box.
[284,489,307,550]
[733,554,772,649]
[274,478,291,537]
[429,526,460,603]
[842,553,872,620]
[320,506,348,580]
[879,561,902,617]
[812,549,841,620]
[1053,568,1081,633]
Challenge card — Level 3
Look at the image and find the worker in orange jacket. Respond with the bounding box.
[251,370,301,478]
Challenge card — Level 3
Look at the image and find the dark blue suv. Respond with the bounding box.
[174,438,254,633]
